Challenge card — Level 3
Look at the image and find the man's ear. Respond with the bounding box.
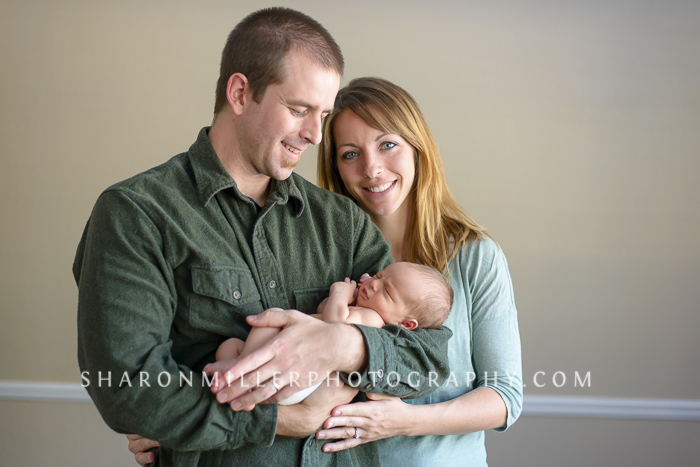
[399,318,419,331]
[226,73,251,116]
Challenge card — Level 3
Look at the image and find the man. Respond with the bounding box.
[74,7,450,466]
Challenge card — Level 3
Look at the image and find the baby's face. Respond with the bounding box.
[356,262,416,325]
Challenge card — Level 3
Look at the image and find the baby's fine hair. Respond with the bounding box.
[404,263,453,329]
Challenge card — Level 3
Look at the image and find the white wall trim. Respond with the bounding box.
[0,381,90,402]
[523,395,700,421]
[1,381,699,421]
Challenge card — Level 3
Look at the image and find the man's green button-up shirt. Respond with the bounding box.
[74,128,451,466]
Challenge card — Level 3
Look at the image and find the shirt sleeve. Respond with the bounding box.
[351,324,452,398]
[465,239,523,431]
[74,189,276,450]
[340,206,452,397]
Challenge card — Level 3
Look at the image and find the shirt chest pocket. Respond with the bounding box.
[293,287,330,315]
[188,265,264,336]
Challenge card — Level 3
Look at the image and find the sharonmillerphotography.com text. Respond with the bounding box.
[80,370,592,390]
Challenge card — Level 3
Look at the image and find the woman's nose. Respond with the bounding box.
[362,152,383,178]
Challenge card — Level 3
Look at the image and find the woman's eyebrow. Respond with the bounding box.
[337,134,390,150]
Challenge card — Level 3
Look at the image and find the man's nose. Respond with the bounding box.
[300,115,322,145]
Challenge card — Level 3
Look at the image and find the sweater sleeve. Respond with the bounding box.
[74,189,276,450]
[463,239,523,431]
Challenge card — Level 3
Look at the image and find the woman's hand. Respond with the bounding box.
[126,434,159,465]
[315,393,413,452]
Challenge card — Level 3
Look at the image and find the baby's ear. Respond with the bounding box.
[399,318,419,331]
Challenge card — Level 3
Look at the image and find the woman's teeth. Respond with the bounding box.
[366,181,394,193]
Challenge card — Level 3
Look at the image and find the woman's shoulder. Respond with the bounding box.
[453,235,503,266]
[448,236,514,304]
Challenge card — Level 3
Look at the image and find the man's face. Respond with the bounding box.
[238,51,340,182]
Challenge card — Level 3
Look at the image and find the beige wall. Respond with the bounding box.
[1,0,698,463]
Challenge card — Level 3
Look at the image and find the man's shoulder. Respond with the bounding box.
[104,152,191,198]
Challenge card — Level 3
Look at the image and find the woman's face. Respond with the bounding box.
[333,110,416,221]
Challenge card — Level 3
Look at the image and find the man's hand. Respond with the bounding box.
[126,434,160,465]
[212,308,367,410]
[276,374,359,438]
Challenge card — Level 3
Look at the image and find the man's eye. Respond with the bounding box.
[290,108,304,117]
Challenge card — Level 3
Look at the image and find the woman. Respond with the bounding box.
[313,77,522,465]
[129,77,522,465]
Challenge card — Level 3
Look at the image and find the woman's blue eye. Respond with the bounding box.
[381,141,398,150]
[341,151,358,160]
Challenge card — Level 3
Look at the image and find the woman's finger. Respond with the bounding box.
[320,437,365,453]
[316,425,362,441]
[330,398,377,417]
[322,415,364,429]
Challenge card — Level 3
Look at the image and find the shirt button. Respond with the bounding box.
[233,290,242,300]
[268,280,277,289]
[377,369,384,379]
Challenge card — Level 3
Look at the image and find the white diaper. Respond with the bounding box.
[278,382,323,405]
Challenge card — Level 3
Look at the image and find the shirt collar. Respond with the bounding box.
[189,127,305,216]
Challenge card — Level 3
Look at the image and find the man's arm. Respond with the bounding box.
[208,309,451,408]
[211,208,451,407]
[74,190,276,450]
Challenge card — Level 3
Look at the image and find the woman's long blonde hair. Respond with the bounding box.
[318,77,488,274]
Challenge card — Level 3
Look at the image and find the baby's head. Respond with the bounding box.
[357,262,453,330]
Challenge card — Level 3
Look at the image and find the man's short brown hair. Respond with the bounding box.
[213,7,344,115]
